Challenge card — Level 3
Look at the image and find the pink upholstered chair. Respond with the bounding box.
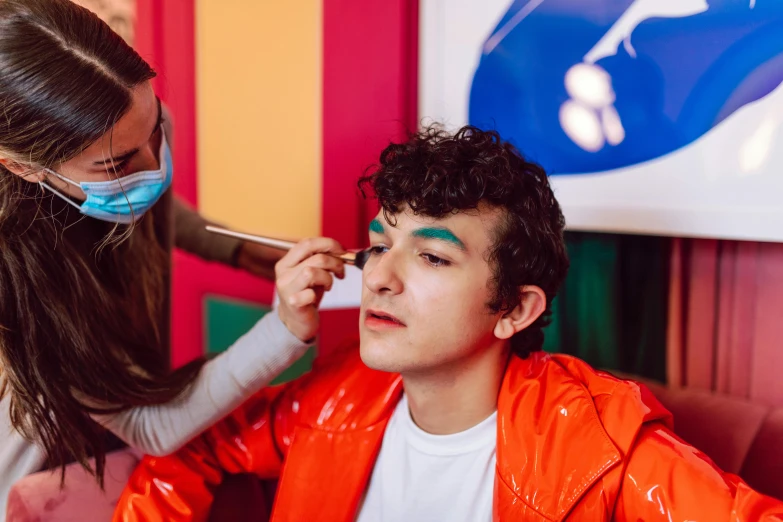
[6,448,140,522]
[6,449,272,522]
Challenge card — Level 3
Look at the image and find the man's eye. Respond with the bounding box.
[422,253,450,267]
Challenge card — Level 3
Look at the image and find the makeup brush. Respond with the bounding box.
[205,226,372,270]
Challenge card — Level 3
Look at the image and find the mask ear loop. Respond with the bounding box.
[39,170,83,212]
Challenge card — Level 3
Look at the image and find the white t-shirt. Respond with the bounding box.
[356,394,497,522]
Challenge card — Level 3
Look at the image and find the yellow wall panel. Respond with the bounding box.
[196,1,321,238]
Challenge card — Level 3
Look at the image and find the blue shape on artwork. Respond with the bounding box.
[469,0,783,174]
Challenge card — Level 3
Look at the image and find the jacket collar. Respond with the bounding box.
[495,351,624,520]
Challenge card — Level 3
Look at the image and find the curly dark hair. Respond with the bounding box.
[358,125,569,359]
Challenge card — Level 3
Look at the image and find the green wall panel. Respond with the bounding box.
[205,295,315,385]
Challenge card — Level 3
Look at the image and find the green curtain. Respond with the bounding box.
[543,232,669,381]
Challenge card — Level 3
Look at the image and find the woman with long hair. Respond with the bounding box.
[0,0,343,508]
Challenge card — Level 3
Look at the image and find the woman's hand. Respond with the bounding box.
[274,238,347,342]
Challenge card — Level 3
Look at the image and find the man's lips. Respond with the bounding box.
[364,309,406,326]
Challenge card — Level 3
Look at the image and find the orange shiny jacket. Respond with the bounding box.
[113,343,783,521]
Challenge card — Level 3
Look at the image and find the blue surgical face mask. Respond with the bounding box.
[40,131,173,224]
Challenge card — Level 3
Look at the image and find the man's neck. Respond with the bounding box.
[401,343,509,435]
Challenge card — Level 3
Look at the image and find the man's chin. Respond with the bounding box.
[358,345,389,372]
[359,340,403,373]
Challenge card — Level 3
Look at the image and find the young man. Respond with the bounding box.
[113,127,783,522]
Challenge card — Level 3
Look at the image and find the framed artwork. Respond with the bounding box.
[420,0,783,241]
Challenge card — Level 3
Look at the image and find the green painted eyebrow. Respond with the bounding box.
[411,227,466,250]
[369,219,385,233]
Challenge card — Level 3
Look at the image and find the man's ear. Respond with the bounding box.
[0,158,44,183]
[494,285,546,340]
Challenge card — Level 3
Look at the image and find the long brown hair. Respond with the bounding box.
[0,0,203,484]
